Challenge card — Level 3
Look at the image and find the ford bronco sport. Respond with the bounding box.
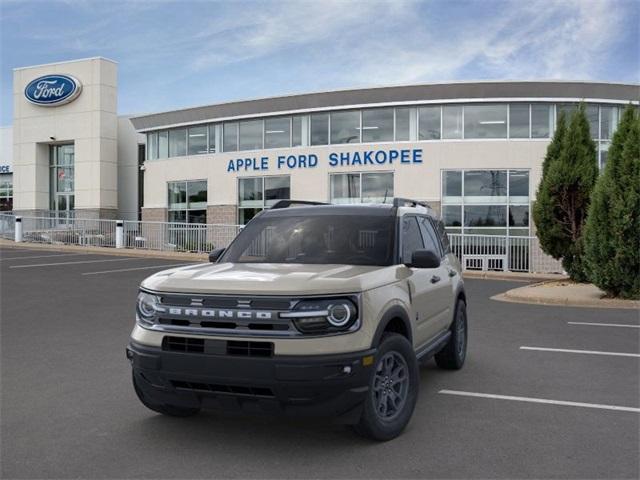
[127,198,467,440]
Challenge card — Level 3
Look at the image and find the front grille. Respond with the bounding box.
[159,294,292,310]
[171,380,274,398]
[162,336,274,357]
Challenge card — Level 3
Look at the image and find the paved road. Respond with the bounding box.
[1,245,638,479]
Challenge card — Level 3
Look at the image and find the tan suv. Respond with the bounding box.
[127,198,467,440]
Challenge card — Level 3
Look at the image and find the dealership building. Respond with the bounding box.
[5,57,639,240]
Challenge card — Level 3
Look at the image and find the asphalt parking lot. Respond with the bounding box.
[1,245,638,479]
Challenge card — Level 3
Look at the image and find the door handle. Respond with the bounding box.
[430,275,441,284]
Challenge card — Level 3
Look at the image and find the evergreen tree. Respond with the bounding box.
[584,106,640,298]
[533,104,598,281]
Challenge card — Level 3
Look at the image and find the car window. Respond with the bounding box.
[418,217,442,257]
[434,219,451,254]
[401,216,424,264]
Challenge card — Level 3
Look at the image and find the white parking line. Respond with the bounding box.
[10,258,136,269]
[0,253,88,261]
[438,390,640,413]
[568,322,640,329]
[82,263,195,275]
[520,346,640,358]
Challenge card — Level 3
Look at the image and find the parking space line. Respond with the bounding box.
[1,253,88,261]
[10,258,136,269]
[82,263,196,275]
[438,390,640,413]
[568,322,640,329]
[520,346,640,358]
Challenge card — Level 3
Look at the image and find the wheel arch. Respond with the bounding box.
[371,305,413,348]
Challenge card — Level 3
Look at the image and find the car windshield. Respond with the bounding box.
[221,214,396,266]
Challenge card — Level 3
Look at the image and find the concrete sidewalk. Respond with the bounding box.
[493,279,640,309]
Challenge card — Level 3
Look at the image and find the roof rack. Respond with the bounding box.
[270,200,329,209]
[392,197,433,210]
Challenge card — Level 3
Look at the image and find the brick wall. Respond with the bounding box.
[207,205,237,225]
[141,208,167,223]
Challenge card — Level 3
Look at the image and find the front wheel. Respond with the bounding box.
[435,299,467,370]
[353,333,419,441]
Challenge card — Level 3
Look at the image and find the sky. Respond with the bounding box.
[0,0,638,126]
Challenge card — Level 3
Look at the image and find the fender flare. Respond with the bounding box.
[370,305,413,348]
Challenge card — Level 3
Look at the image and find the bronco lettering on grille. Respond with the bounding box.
[164,308,273,320]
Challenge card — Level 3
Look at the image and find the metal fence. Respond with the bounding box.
[0,213,15,240]
[448,234,564,274]
[20,216,118,248]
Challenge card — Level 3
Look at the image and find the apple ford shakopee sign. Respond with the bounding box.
[24,74,82,106]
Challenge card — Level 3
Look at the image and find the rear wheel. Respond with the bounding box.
[354,333,419,441]
[435,299,467,370]
[132,372,200,417]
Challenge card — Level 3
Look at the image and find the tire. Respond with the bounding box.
[434,299,467,370]
[353,333,419,441]
[132,372,200,417]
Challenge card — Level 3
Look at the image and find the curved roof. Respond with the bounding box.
[130,81,639,131]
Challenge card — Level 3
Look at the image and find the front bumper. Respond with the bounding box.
[127,341,376,422]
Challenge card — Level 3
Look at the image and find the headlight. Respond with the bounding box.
[136,291,160,326]
[281,298,358,334]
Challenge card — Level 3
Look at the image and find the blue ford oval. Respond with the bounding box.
[24,74,82,106]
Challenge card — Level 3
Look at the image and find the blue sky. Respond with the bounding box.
[1,0,638,126]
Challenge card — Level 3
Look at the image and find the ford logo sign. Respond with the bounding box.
[24,74,82,106]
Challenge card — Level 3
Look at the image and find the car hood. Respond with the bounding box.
[140,262,401,295]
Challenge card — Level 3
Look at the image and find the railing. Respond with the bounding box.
[20,216,118,248]
[448,234,564,274]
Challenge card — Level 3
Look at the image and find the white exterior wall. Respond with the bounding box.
[12,57,117,215]
[142,140,549,211]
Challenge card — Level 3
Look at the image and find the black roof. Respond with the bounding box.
[261,203,396,217]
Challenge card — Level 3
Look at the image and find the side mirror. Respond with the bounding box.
[406,249,440,269]
[208,247,225,263]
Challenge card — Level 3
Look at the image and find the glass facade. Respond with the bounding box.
[330,172,393,204]
[49,144,75,218]
[441,169,529,236]
[238,176,290,224]
[168,180,207,223]
[143,103,624,169]
[0,173,12,211]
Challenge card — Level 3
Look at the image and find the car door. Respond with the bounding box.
[400,215,446,348]
[418,216,454,332]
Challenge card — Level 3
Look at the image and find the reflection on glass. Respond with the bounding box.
[586,105,599,139]
[600,106,619,140]
[265,117,291,149]
[239,120,263,150]
[442,171,462,199]
[362,108,393,143]
[464,205,507,227]
[362,173,393,203]
[310,113,329,145]
[419,106,441,140]
[330,111,360,144]
[168,181,187,209]
[208,124,216,153]
[223,122,238,152]
[509,170,529,200]
[158,131,168,159]
[509,104,529,138]
[330,174,360,204]
[464,104,507,139]
[292,116,303,146]
[239,207,261,225]
[531,104,552,138]
[464,170,507,201]
[187,180,207,209]
[395,108,411,141]
[509,206,529,227]
[188,126,207,155]
[147,132,158,160]
[442,106,463,139]
[265,176,290,206]
[169,129,187,157]
[239,177,263,207]
[443,205,462,227]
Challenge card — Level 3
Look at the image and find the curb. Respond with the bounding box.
[462,271,567,282]
[0,239,207,262]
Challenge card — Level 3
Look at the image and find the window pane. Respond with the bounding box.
[208,124,216,153]
[264,176,290,206]
[264,117,291,149]
[442,171,462,200]
[556,103,577,123]
[531,104,552,138]
[56,167,74,192]
[187,126,207,155]
[239,208,261,225]
[223,122,238,152]
[310,113,328,145]
[169,129,187,157]
[330,174,360,204]
[292,116,303,146]
[599,142,610,170]
[418,217,441,256]
[330,110,360,144]
[239,177,263,207]
[600,106,619,140]
[168,182,187,209]
[464,170,507,202]
[402,217,424,264]
[509,206,529,227]
[158,131,168,159]
[362,172,393,203]
[509,104,529,138]
[168,210,186,223]
[509,170,529,200]
[442,205,462,227]
[187,210,207,224]
[419,106,441,140]
[586,104,599,139]
[464,205,507,227]
[464,104,507,139]
[239,120,263,150]
[395,107,411,141]
[361,108,393,143]
[147,132,158,160]
[442,106,463,139]
[187,180,207,209]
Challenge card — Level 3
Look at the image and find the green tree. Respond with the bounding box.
[533,104,598,281]
[584,106,640,298]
